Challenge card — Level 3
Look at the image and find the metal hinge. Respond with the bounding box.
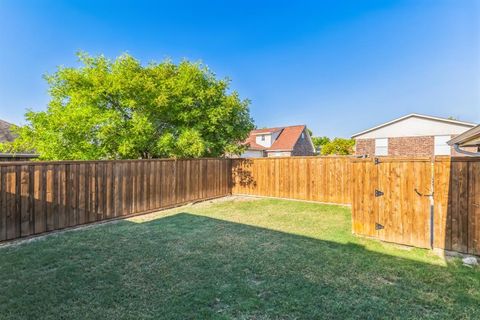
[374,158,381,165]
[375,189,384,197]
[375,223,384,230]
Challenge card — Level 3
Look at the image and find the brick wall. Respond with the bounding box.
[388,136,434,156]
[355,136,434,156]
[356,136,480,157]
[355,139,375,156]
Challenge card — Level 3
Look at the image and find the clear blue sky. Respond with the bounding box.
[0,0,479,137]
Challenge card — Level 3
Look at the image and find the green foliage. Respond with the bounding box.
[320,138,355,155]
[2,52,254,160]
[311,136,330,151]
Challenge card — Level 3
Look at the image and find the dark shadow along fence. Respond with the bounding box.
[0,159,231,242]
[433,157,480,255]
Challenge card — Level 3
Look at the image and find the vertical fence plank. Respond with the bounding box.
[0,166,6,241]
[78,163,86,224]
[5,166,16,239]
[106,162,113,218]
[469,161,480,255]
[60,164,67,229]
[20,165,31,236]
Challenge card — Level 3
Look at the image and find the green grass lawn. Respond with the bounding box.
[0,197,479,319]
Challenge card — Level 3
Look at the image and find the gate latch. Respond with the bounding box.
[375,189,384,197]
[375,223,384,230]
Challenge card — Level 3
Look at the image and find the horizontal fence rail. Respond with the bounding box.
[0,159,231,242]
[231,157,352,205]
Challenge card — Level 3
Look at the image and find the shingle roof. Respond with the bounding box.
[244,125,307,151]
[269,125,306,151]
[0,119,16,143]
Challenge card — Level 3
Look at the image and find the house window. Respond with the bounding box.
[434,135,451,155]
[375,138,388,156]
[301,133,305,139]
[261,135,265,141]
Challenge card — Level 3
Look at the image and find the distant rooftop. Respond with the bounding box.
[0,153,39,159]
[0,119,16,143]
[351,113,476,138]
[245,125,308,151]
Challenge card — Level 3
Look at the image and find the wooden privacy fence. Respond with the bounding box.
[1,155,479,256]
[0,159,231,242]
[352,156,480,256]
[231,157,352,205]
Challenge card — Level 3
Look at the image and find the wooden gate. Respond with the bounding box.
[352,157,433,248]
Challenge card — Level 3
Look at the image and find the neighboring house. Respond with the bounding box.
[241,125,315,158]
[352,113,476,157]
[0,119,38,161]
[0,119,16,143]
[448,125,480,156]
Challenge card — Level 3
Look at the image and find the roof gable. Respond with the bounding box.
[268,125,306,151]
[351,114,475,139]
[0,119,16,143]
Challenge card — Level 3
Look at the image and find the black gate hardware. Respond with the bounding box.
[374,158,381,165]
[375,223,384,230]
[375,189,384,197]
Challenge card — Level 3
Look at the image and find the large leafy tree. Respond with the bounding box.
[2,52,254,160]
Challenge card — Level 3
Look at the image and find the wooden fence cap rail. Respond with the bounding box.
[435,156,480,162]
[235,156,354,160]
[351,156,434,163]
[0,157,229,167]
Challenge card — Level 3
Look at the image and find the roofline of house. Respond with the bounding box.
[447,124,480,147]
[0,153,39,158]
[266,149,293,152]
[251,128,283,135]
[351,113,476,138]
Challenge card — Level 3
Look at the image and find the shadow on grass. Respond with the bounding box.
[0,212,478,319]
